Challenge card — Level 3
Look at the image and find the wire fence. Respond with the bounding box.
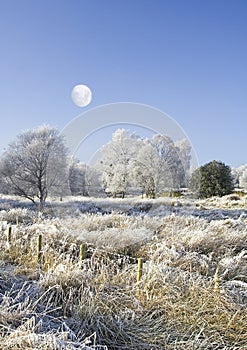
[2,224,145,283]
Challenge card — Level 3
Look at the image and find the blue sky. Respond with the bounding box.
[0,0,246,167]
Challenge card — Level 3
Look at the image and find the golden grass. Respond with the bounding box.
[0,203,247,349]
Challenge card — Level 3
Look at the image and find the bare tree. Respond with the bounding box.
[130,138,160,198]
[69,159,89,196]
[96,129,191,198]
[0,125,68,209]
[175,138,192,186]
[99,129,139,198]
[131,135,187,198]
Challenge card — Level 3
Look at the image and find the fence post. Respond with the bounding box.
[137,258,143,283]
[6,226,12,252]
[37,233,42,265]
[79,243,87,265]
[7,226,12,245]
[214,268,220,294]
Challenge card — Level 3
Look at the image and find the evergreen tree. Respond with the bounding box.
[190,160,234,198]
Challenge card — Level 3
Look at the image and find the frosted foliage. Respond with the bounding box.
[0,125,68,206]
[132,135,185,197]
[131,139,173,197]
[0,196,247,349]
[98,129,190,198]
[152,134,185,189]
[232,164,247,189]
[239,168,247,189]
[99,129,139,197]
[175,138,191,184]
[69,160,89,196]
[76,227,153,249]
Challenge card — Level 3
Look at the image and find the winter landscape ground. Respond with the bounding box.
[0,194,247,349]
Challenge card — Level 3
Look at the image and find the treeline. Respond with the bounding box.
[96,129,191,198]
[0,125,244,208]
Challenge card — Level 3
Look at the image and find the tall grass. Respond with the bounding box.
[0,196,247,349]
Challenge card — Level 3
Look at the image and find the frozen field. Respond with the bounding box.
[0,194,246,349]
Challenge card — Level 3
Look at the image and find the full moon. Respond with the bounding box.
[71,84,92,107]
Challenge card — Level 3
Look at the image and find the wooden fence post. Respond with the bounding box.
[7,226,12,245]
[79,243,87,265]
[214,268,220,294]
[37,234,43,265]
[137,258,143,283]
[6,226,12,252]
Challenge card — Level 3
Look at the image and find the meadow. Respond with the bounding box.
[0,194,246,349]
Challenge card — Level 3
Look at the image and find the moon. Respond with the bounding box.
[71,84,92,107]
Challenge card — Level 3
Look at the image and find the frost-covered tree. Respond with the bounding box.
[0,125,68,209]
[232,164,247,190]
[175,139,191,186]
[190,160,234,198]
[239,167,247,190]
[69,159,101,196]
[131,135,186,198]
[85,165,102,196]
[69,159,89,196]
[130,138,159,198]
[97,129,191,198]
[0,159,10,194]
[99,129,138,197]
[152,134,185,190]
[231,167,240,188]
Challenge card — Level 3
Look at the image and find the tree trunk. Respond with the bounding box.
[39,199,44,212]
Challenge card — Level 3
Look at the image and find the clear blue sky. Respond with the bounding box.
[0,0,246,167]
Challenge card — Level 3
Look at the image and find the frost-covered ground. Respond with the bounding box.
[0,194,247,349]
[1,193,247,219]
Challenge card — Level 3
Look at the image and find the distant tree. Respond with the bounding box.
[190,160,234,198]
[99,129,138,198]
[68,160,101,196]
[97,129,192,198]
[0,159,10,194]
[69,159,89,196]
[231,167,240,188]
[130,138,159,198]
[239,168,247,190]
[0,125,68,209]
[175,139,192,186]
[85,165,102,196]
[232,164,247,190]
[189,167,201,196]
[131,135,187,198]
[152,134,186,190]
